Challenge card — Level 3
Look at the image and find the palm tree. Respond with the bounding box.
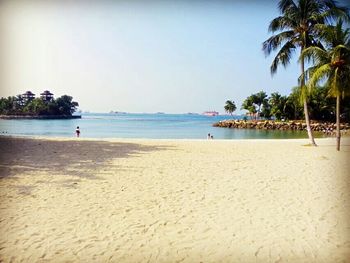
[302,20,350,150]
[262,0,349,146]
[224,100,237,116]
[241,96,257,120]
[253,91,268,118]
[270,92,288,120]
[286,86,304,120]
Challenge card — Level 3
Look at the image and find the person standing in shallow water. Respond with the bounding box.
[76,126,80,137]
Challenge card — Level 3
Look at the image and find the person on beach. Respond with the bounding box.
[76,126,80,137]
[207,133,211,139]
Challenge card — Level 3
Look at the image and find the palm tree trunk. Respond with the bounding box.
[336,95,341,151]
[303,100,316,146]
[300,52,317,146]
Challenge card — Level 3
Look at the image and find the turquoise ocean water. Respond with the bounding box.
[0,113,318,139]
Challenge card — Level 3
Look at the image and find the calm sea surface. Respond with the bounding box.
[0,113,321,139]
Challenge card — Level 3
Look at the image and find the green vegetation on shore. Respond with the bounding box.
[237,87,350,122]
[0,90,79,118]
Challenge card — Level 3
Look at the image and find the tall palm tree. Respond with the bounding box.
[224,100,237,116]
[302,20,350,150]
[262,0,349,146]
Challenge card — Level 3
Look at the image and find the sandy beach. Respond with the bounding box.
[0,136,349,263]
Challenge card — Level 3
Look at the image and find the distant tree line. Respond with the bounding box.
[0,91,79,116]
[225,87,350,122]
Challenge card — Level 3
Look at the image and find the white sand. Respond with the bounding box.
[0,137,349,262]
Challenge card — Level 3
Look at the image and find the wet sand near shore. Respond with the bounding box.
[0,136,349,262]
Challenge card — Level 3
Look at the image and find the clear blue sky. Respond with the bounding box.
[0,0,308,114]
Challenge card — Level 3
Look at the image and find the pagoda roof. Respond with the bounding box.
[40,90,53,96]
[22,91,35,96]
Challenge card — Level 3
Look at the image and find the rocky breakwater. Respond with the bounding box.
[213,120,350,133]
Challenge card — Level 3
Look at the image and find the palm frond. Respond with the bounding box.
[308,63,332,90]
[300,46,329,65]
[333,44,350,53]
[328,67,340,96]
[317,20,350,48]
[262,30,295,56]
[300,65,316,84]
[300,84,310,103]
[340,67,350,97]
[268,16,296,32]
[316,24,338,47]
[270,41,296,75]
[278,0,297,14]
[321,1,350,24]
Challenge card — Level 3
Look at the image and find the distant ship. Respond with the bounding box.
[202,111,219,116]
[110,111,127,114]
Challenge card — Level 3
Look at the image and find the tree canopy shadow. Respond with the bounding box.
[0,137,172,180]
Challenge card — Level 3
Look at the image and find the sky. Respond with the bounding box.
[0,0,315,114]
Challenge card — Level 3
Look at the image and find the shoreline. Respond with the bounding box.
[0,133,343,144]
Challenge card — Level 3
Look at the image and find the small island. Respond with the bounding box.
[0,90,81,119]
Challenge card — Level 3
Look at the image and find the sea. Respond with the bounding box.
[0,113,319,140]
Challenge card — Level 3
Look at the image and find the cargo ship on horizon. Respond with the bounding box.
[202,111,219,116]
